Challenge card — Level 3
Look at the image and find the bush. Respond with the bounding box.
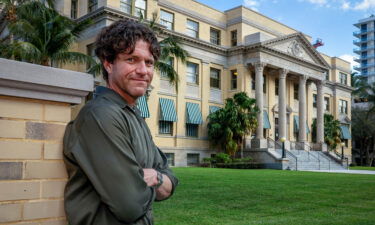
[215,153,231,163]
[216,162,261,169]
[232,157,252,163]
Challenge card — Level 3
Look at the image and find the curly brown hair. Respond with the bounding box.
[95,19,161,82]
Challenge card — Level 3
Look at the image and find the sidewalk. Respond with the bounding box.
[302,169,375,175]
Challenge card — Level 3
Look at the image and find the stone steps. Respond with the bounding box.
[275,149,347,171]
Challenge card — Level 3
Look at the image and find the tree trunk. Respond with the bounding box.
[365,142,371,167]
[360,139,364,166]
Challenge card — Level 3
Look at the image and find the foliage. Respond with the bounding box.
[311,114,341,150]
[154,168,375,225]
[207,92,259,157]
[352,108,375,166]
[214,153,231,163]
[0,1,94,67]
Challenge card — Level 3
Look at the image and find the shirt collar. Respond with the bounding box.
[95,86,131,109]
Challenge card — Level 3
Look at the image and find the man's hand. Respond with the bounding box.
[142,168,158,187]
[142,168,173,200]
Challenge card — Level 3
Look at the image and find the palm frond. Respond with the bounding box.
[51,51,95,66]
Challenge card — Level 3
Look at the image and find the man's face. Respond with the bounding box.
[104,40,154,104]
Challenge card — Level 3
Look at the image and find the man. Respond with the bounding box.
[63,20,178,225]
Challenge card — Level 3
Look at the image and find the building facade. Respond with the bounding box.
[57,0,352,166]
[354,15,375,84]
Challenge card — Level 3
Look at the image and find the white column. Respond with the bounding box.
[278,69,288,140]
[253,62,267,139]
[298,75,308,142]
[316,80,325,144]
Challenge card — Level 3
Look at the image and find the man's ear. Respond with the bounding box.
[103,60,113,74]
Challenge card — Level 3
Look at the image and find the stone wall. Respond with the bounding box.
[0,58,93,224]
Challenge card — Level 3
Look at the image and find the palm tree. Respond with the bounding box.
[0,1,94,67]
[207,92,259,158]
[312,114,342,151]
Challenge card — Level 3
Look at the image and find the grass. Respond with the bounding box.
[154,168,375,225]
[350,166,375,171]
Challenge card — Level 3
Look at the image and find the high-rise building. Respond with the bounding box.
[354,15,375,84]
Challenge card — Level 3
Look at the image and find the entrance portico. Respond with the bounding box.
[245,33,329,150]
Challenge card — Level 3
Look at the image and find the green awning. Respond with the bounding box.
[136,95,150,118]
[159,98,177,122]
[294,115,309,133]
[340,125,351,140]
[186,102,203,124]
[209,106,221,114]
[263,110,271,129]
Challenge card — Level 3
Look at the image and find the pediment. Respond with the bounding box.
[261,33,330,69]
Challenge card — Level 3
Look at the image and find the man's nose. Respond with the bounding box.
[136,61,148,75]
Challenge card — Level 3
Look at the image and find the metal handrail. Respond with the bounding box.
[332,150,349,169]
[267,137,298,170]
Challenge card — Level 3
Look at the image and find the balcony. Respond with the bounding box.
[353,27,375,37]
[354,45,375,53]
[354,54,375,62]
[353,36,375,46]
[353,63,375,71]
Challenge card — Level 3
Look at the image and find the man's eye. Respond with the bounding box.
[126,58,134,63]
[146,60,154,67]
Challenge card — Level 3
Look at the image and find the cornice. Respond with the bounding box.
[331,65,351,74]
[227,17,283,37]
[158,0,226,29]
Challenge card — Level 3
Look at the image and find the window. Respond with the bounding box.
[120,0,146,16]
[71,0,78,19]
[339,100,348,114]
[88,0,97,13]
[120,0,132,14]
[134,0,146,17]
[313,94,317,108]
[339,72,347,85]
[325,72,329,81]
[294,83,299,100]
[231,70,237,89]
[251,73,255,90]
[165,153,175,166]
[324,97,330,111]
[186,124,198,137]
[263,75,266,94]
[160,10,174,30]
[275,78,279,96]
[186,19,199,38]
[186,62,199,84]
[210,68,220,89]
[161,57,173,79]
[86,43,97,69]
[231,30,237,46]
[159,121,173,135]
[187,153,199,166]
[210,28,220,45]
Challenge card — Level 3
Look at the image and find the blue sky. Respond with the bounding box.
[197,0,375,70]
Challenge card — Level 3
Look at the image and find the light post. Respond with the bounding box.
[341,142,345,161]
[280,137,286,158]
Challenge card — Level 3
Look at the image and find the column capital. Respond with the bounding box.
[252,62,267,71]
[278,69,289,79]
[299,75,309,83]
[316,79,326,87]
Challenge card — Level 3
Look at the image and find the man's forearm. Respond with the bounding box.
[156,174,172,200]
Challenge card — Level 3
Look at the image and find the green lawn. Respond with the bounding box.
[154,168,375,225]
[350,166,375,171]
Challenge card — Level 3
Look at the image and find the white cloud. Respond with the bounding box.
[243,0,260,11]
[341,1,351,10]
[339,54,359,71]
[354,0,375,10]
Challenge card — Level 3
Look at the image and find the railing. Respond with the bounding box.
[267,137,298,170]
[331,150,349,169]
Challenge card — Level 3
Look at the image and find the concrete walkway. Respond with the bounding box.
[302,169,375,175]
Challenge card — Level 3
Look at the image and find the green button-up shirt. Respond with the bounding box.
[63,87,178,225]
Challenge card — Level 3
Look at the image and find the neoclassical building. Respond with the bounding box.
[54,0,352,167]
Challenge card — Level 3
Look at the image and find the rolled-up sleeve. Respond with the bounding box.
[154,147,179,201]
[71,108,155,223]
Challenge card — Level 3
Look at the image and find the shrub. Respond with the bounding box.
[215,153,231,163]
